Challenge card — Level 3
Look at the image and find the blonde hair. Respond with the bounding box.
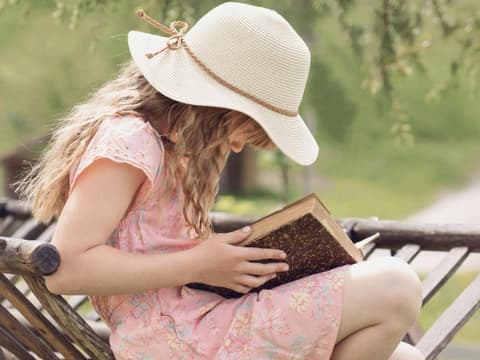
[14,60,275,240]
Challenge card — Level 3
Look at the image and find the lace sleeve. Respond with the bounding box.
[68,115,164,203]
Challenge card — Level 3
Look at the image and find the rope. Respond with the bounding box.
[136,9,298,117]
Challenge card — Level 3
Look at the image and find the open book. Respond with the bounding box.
[187,193,379,298]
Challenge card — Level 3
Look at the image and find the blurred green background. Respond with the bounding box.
[1,0,479,356]
[2,0,480,218]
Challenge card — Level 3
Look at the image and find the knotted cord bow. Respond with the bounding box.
[135,9,299,117]
[136,9,188,58]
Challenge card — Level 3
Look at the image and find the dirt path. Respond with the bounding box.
[405,172,480,273]
[406,172,480,224]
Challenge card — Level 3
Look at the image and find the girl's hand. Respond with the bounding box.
[189,226,289,294]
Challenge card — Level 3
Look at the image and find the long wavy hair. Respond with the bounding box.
[14,60,275,240]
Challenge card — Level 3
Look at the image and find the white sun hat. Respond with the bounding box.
[128,1,319,165]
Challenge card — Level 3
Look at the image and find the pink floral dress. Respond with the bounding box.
[68,115,348,360]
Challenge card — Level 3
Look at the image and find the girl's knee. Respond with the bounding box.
[367,257,423,327]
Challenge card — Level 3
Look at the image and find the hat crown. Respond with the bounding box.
[186,2,311,113]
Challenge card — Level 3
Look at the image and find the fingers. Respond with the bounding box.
[236,261,289,276]
[232,284,252,294]
[241,247,287,261]
[237,273,276,289]
[221,226,252,245]
[219,229,288,262]
[231,273,277,294]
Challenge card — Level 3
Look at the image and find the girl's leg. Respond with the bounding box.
[330,257,424,360]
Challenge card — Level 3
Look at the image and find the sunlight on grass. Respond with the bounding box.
[214,193,282,216]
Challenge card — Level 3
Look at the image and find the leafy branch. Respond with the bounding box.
[4,0,480,144]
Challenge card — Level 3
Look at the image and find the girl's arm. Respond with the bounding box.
[45,158,288,296]
[45,158,197,295]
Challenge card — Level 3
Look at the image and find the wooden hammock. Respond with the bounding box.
[0,199,479,359]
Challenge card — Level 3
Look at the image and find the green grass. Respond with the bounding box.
[314,140,480,219]
[214,192,281,216]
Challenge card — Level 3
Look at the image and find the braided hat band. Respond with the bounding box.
[136,9,298,117]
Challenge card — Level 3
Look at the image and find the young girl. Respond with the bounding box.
[16,2,425,360]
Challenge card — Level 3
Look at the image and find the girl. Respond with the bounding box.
[16,2,425,359]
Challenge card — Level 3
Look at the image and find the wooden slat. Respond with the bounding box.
[0,348,7,360]
[0,216,15,235]
[2,349,26,360]
[68,295,89,310]
[0,326,36,360]
[24,290,43,311]
[0,200,34,220]
[393,244,424,345]
[13,280,30,296]
[0,225,20,300]
[403,322,425,345]
[0,275,85,359]
[36,223,57,243]
[85,310,101,322]
[421,247,470,305]
[362,243,377,259]
[84,320,110,342]
[0,304,58,359]
[416,273,480,360]
[24,276,115,360]
[10,218,45,240]
[394,244,424,345]
[2,348,26,360]
[394,244,421,263]
[2,280,31,309]
[0,199,8,217]
[8,307,111,344]
[3,278,43,311]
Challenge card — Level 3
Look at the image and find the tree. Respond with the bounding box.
[5,0,480,142]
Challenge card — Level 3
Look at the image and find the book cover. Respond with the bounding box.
[187,193,377,298]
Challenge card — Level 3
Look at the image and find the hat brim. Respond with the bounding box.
[128,30,319,166]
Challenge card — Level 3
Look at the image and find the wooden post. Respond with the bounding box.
[0,237,60,276]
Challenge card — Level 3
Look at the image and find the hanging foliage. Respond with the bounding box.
[3,0,480,145]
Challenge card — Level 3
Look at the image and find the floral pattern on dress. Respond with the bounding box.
[68,115,348,360]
